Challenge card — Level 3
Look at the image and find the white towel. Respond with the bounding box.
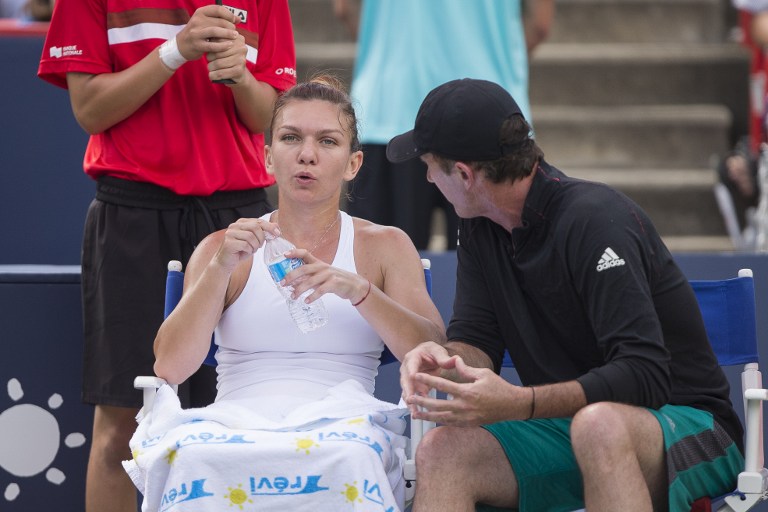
[123,381,408,512]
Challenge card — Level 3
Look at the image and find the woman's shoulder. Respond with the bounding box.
[351,216,415,250]
[350,217,423,276]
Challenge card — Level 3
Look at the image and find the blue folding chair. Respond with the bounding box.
[687,269,768,512]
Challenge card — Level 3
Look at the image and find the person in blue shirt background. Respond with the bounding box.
[334,0,554,250]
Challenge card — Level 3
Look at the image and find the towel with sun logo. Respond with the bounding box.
[123,380,409,511]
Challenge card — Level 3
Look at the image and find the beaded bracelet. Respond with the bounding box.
[352,279,372,307]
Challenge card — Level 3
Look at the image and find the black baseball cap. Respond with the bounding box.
[386,78,524,163]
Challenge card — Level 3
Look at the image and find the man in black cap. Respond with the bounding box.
[391,78,744,512]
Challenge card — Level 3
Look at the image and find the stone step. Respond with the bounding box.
[531,104,732,169]
[290,0,355,45]
[296,42,355,84]
[661,235,735,252]
[295,43,749,148]
[564,168,726,236]
[548,0,728,44]
[289,0,730,45]
[530,43,749,141]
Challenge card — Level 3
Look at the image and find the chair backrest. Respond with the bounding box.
[692,269,768,511]
[164,261,218,366]
[164,258,434,367]
[689,269,759,367]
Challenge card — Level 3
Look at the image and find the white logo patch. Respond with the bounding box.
[49,45,82,58]
[275,67,297,76]
[596,247,626,272]
[222,5,247,22]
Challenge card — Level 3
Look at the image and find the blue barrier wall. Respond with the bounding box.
[0,266,88,511]
[0,29,93,265]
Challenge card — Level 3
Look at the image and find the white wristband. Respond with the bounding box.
[158,37,187,71]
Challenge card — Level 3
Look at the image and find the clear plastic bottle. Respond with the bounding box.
[263,233,328,333]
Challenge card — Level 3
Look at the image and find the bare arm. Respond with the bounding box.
[153,218,279,384]
[353,226,446,361]
[226,73,279,134]
[524,0,555,55]
[66,5,240,134]
[205,22,279,133]
[752,11,768,46]
[66,56,174,135]
[332,0,360,39]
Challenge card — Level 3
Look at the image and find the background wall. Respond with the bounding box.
[0,27,92,265]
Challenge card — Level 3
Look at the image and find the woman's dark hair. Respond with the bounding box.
[270,74,361,152]
[435,115,544,183]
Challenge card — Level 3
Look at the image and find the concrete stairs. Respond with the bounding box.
[531,0,751,252]
[289,0,750,252]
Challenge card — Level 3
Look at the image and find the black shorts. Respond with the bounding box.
[81,176,271,408]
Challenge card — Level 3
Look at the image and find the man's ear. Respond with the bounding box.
[455,162,475,189]
[343,150,364,182]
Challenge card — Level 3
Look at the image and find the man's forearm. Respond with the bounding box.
[441,341,494,382]
[530,380,587,419]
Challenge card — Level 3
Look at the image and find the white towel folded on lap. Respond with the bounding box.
[123,381,408,512]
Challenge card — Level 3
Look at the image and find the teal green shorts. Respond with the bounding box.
[478,405,743,512]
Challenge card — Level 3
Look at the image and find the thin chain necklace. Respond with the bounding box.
[277,211,340,254]
[307,212,340,253]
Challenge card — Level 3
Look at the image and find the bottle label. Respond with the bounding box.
[267,257,303,282]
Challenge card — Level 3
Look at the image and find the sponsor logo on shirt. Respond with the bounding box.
[596,247,625,272]
[276,67,297,76]
[221,5,247,23]
[49,45,82,58]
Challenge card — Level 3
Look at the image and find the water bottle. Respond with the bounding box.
[263,233,328,333]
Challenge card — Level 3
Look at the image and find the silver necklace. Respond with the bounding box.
[308,212,340,253]
[279,212,340,254]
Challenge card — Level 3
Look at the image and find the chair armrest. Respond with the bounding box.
[133,376,176,415]
[409,389,437,459]
[742,387,768,478]
[404,388,437,505]
[744,389,768,401]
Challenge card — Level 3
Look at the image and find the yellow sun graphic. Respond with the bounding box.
[164,447,178,465]
[341,482,362,503]
[223,483,252,509]
[295,436,319,454]
[131,448,141,461]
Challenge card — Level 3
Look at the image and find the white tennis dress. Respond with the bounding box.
[124,211,408,512]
